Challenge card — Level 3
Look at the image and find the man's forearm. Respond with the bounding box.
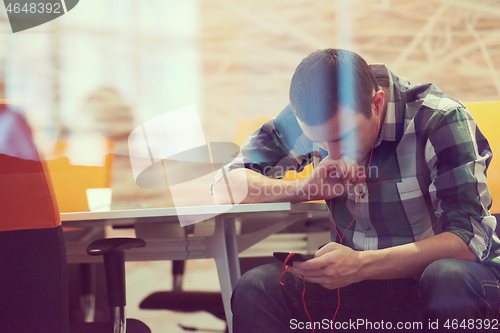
[357,232,477,281]
[212,168,308,204]
[213,156,365,205]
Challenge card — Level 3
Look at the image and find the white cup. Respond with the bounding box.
[86,188,113,212]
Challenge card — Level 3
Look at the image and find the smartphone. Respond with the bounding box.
[273,252,314,264]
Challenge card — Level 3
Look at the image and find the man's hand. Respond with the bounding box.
[298,155,366,201]
[285,233,477,289]
[287,242,364,289]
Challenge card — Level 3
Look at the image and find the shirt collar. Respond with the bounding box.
[369,63,407,146]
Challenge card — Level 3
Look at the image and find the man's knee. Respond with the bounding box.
[232,263,282,306]
[420,258,480,298]
[420,258,471,290]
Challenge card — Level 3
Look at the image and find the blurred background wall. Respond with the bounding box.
[200,0,500,141]
[0,0,500,145]
[0,0,499,202]
[1,1,499,332]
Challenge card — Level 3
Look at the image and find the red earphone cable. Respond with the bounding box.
[280,253,316,333]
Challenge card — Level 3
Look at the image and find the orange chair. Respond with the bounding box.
[0,102,149,333]
[46,139,114,213]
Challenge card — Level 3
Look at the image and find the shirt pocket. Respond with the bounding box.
[379,178,434,240]
[397,179,433,239]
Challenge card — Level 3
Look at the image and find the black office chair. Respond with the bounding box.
[77,238,150,333]
[0,102,150,333]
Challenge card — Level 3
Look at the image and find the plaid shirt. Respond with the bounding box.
[213,64,500,266]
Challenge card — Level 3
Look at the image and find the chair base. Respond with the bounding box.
[140,291,225,321]
[70,318,151,333]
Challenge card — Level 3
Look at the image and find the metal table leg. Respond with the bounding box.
[207,217,241,333]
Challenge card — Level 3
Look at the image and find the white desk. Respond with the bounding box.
[61,202,330,333]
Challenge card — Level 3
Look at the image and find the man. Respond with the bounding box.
[212,49,500,332]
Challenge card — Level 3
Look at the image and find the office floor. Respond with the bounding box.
[125,259,227,333]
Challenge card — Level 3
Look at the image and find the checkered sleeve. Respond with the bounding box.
[210,105,314,194]
[425,106,496,260]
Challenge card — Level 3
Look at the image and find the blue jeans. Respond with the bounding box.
[231,259,500,332]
